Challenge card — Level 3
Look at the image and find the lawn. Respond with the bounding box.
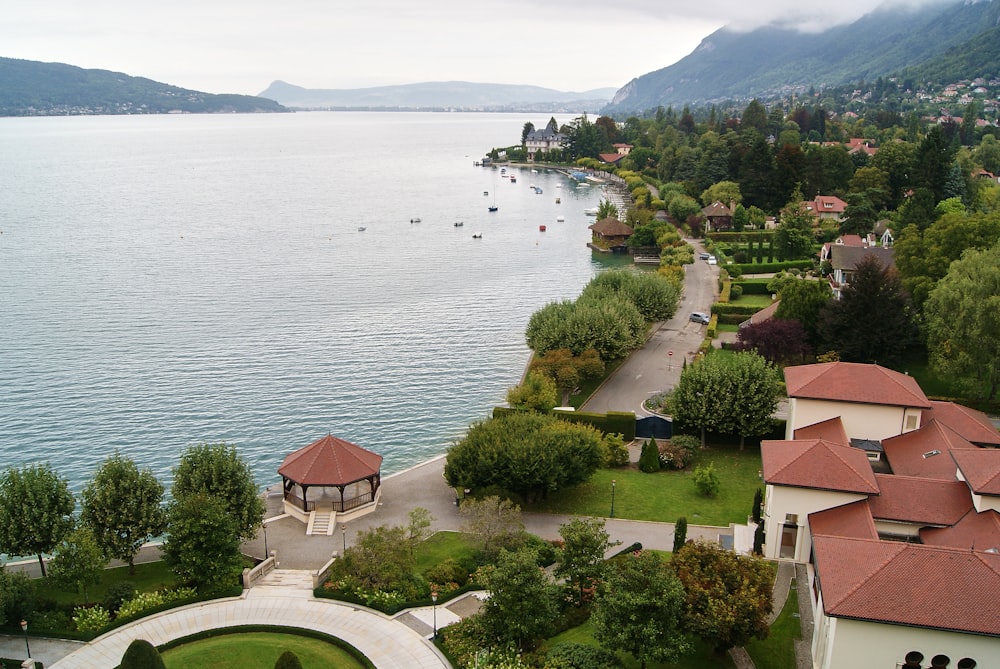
[746,585,801,669]
[527,446,762,527]
[161,631,367,669]
[34,560,179,606]
[543,618,735,669]
[414,531,478,574]
[728,293,774,308]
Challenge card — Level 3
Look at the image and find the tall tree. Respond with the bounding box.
[774,278,832,345]
[459,496,525,560]
[671,540,773,654]
[817,255,917,366]
[735,318,812,365]
[529,348,604,406]
[925,242,1000,400]
[477,547,560,650]
[162,492,244,592]
[591,550,690,669]
[555,517,616,604]
[171,443,264,542]
[0,463,75,576]
[774,195,816,261]
[48,527,106,604]
[913,125,957,204]
[80,453,166,574]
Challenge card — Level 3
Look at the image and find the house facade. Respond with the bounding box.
[761,362,1000,669]
[827,245,895,299]
[524,119,564,161]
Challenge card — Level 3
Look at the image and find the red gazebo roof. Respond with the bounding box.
[278,434,382,486]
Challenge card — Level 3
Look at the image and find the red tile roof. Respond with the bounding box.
[952,449,1000,496]
[809,500,878,540]
[921,509,1000,553]
[784,362,930,409]
[881,419,976,480]
[924,400,1000,447]
[762,439,879,494]
[812,536,1000,635]
[278,434,382,486]
[868,474,972,526]
[793,416,849,444]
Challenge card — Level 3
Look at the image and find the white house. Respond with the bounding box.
[524,119,564,161]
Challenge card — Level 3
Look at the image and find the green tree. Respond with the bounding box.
[407,507,434,543]
[80,453,166,574]
[638,438,660,473]
[669,352,781,449]
[274,650,304,669]
[817,255,917,366]
[667,195,702,226]
[478,547,560,650]
[119,639,166,669]
[530,348,604,406]
[521,122,535,147]
[596,198,619,220]
[506,371,559,412]
[671,540,773,653]
[49,527,106,604]
[774,196,816,261]
[162,493,244,592]
[692,464,720,497]
[914,125,957,204]
[0,463,75,577]
[774,277,832,344]
[525,298,645,361]
[171,443,264,542]
[581,270,681,323]
[555,517,616,605]
[925,243,1000,400]
[672,517,688,553]
[329,524,419,597]
[444,412,604,503]
[591,550,690,668]
[700,180,742,208]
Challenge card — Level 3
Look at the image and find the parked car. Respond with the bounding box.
[698,252,711,260]
[706,255,718,265]
[689,312,711,325]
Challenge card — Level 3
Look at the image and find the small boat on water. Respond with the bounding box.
[584,207,599,216]
[410,217,421,223]
[358,226,367,231]
[555,197,561,204]
[483,191,489,196]
[556,215,565,222]
[488,205,498,212]
[454,221,464,227]
[539,225,547,231]
[510,176,517,183]
[472,233,482,239]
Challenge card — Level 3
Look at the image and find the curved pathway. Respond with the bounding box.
[49,571,449,669]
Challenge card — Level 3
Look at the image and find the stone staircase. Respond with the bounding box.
[246,569,314,599]
[307,509,334,535]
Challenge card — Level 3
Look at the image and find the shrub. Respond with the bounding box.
[274,651,304,669]
[692,464,721,497]
[730,283,743,299]
[104,581,136,614]
[544,642,623,668]
[601,432,630,468]
[670,434,700,452]
[119,639,166,669]
[73,605,111,633]
[423,558,470,589]
[673,517,688,553]
[638,438,661,473]
[658,440,692,470]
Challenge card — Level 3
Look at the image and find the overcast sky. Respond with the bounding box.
[4,0,948,96]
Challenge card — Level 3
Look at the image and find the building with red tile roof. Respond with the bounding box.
[920,508,1000,553]
[867,475,972,532]
[952,449,1000,513]
[792,416,849,444]
[881,419,978,480]
[924,400,1000,448]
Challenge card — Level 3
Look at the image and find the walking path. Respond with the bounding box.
[47,570,450,669]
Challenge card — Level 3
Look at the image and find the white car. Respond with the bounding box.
[706,255,717,265]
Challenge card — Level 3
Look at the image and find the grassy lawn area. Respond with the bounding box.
[34,560,179,606]
[746,585,801,669]
[527,446,762,527]
[162,631,366,668]
[414,531,477,575]
[543,618,735,669]
[728,294,774,308]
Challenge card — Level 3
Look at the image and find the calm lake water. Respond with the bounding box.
[0,111,625,494]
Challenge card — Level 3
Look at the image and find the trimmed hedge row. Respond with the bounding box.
[710,303,759,316]
[733,279,773,295]
[730,260,814,274]
[706,231,776,242]
[492,407,637,441]
[152,624,376,669]
[314,581,483,616]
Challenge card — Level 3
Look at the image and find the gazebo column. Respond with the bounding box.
[300,484,309,512]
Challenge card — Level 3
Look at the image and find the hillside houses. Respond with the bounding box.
[761,362,1000,669]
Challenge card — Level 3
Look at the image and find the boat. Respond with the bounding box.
[488,190,498,212]
[483,191,489,196]
[410,217,421,223]
[454,221,464,227]
[584,207,599,216]
[555,197,561,204]
[539,225,547,231]
[509,176,516,183]
[358,226,367,231]
[472,233,482,239]
[488,205,498,212]
[556,215,565,222]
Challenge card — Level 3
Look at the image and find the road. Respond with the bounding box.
[581,240,719,415]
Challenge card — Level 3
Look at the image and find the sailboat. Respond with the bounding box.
[488,190,498,212]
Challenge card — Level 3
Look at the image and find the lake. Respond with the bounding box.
[0,111,626,494]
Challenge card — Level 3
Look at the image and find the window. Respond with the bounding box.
[930,656,950,668]
[905,414,918,430]
[784,513,798,525]
[904,651,924,667]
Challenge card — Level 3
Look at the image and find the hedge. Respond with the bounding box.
[315,581,483,616]
[729,260,814,274]
[707,314,719,338]
[492,407,636,441]
[733,279,773,295]
[718,280,732,303]
[710,303,760,316]
[705,231,776,242]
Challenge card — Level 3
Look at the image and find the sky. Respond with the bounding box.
[4,0,950,96]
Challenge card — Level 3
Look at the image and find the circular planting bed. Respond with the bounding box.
[160,630,370,668]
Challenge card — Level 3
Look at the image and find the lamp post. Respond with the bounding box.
[342,524,347,553]
[610,479,616,518]
[431,589,438,638]
[20,619,31,661]
[262,521,269,559]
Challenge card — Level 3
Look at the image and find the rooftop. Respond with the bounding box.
[784,362,930,409]
[762,438,879,494]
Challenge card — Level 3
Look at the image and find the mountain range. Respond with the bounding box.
[606,0,1000,112]
[256,80,616,113]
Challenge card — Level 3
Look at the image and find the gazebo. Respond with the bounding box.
[278,434,383,526]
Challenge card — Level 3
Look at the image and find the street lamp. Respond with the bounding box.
[262,521,269,559]
[341,524,347,553]
[431,589,438,638]
[610,479,617,518]
[20,619,31,661]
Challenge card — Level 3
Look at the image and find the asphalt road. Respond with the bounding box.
[581,240,718,415]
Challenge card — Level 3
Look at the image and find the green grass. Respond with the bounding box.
[543,618,735,669]
[161,632,366,668]
[34,560,180,606]
[746,585,801,669]
[527,446,762,527]
[413,531,478,574]
[728,294,774,308]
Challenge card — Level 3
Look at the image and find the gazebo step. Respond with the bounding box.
[307,510,334,536]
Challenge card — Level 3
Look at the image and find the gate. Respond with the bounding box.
[635,415,672,439]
